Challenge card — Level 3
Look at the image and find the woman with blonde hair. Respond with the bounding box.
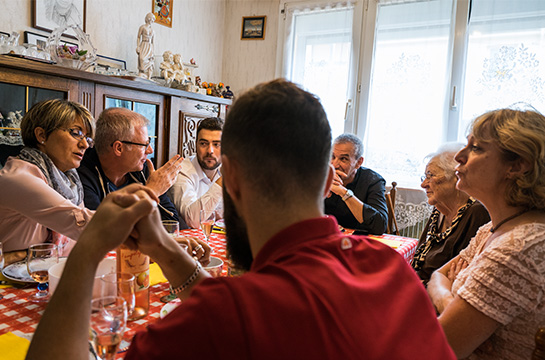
[428,108,545,359]
[0,99,95,262]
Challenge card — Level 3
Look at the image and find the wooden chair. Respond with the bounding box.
[533,326,545,360]
[385,181,400,235]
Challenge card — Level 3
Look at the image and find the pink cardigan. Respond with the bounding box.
[0,157,94,252]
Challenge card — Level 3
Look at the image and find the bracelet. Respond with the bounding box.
[169,260,201,295]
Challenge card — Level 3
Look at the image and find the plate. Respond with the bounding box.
[2,261,34,283]
[214,219,225,229]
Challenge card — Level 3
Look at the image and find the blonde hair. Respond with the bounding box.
[470,108,545,210]
[21,99,94,148]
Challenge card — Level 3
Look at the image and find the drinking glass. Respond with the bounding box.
[90,296,127,360]
[200,210,216,242]
[100,273,135,320]
[160,243,189,303]
[27,243,59,303]
[162,220,179,239]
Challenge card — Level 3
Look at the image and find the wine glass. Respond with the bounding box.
[100,273,135,320]
[200,210,216,242]
[89,296,127,360]
[27,243,59,303]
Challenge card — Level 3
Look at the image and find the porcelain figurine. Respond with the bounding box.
[160,51,175,85]
[136,12,156,79]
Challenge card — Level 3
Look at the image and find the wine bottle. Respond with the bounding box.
[116,245,149,320]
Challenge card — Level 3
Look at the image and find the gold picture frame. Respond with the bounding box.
[241,16,266,40]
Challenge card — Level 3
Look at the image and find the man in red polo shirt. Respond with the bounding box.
[27,79,455,360]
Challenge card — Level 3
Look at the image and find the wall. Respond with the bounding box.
[0,0,226,83]
[222,0,280,95]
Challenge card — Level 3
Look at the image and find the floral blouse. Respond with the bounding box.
[452,222,545,360]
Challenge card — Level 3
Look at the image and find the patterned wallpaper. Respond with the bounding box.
[0,0,280,96]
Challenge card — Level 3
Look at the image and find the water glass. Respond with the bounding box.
[100,272,135,320]
[27,243,59,303]
[162,220,179,239]
[90,296,127,360]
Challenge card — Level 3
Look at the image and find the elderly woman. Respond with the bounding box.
[0,99,95,262]
[427,108,545,359]
[411,144,490,285]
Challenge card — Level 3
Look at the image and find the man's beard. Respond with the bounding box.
[223,187,253,271]
[198,155,220,171]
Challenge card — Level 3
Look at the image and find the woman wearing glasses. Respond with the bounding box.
[0,99,95,262]
[411,143,490,286]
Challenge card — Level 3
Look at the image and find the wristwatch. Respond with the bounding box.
[342,189,354,202]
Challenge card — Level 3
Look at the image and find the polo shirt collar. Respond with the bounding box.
[251,216,340,272]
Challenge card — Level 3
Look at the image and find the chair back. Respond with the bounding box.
[533,326,545,360]
[385,181,400,235]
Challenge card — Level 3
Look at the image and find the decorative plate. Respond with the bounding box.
[2,260,34,283]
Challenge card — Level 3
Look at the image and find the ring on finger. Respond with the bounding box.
[194,244,204,252]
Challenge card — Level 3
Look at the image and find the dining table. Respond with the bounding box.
[0,227,418,359]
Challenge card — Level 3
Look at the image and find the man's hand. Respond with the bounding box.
[176,236,212,266]
[329,170,346,197]
[145,155,184,196]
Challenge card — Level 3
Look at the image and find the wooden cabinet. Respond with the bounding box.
[0,55,231,166]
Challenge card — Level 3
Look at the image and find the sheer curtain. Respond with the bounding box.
[459,0,545,138]
[281,1,356,138]
[363,0,454,188]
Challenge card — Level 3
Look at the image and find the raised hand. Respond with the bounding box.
[145,155,184,196]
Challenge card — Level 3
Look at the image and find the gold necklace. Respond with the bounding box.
[490,209,530,233]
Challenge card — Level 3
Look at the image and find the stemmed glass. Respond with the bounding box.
[100,273,135,320]
[89,296,127,360]
[200,210,216,242]
[162,220,179,239]
[27,243,59,303]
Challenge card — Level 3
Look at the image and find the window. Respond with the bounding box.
[281,1,358,138]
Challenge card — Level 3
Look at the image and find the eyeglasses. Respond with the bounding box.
[114,137,151,148]
[421,172,438,182]
[64,128,94,148]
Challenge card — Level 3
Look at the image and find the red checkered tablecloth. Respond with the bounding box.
[0,229,417,358]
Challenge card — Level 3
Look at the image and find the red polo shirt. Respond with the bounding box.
[126,216,455,360]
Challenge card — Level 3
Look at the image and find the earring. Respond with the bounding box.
[41,141,45,144]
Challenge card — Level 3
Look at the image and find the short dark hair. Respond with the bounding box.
[222,79,331,204]
[197,117,224,140]
[21,99,94,148]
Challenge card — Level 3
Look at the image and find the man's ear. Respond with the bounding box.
[111,141,124,156]
[356,156,364,168]
[221,154,241,202]
[323,164,335,198]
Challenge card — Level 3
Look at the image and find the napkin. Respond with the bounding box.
[149,262,167,286]
[0,332,30,360]
[374,238,400,249]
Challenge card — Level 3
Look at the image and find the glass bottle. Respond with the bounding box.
[116,245,149,320]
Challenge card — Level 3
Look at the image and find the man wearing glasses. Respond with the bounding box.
[77,107,186,224]
[168,117,223,228]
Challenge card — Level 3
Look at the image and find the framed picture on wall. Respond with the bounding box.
[153,0,173,28]
[241,16,266,40]
[32,0,87,39]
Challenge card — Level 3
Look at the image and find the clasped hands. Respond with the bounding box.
[81,184,210,265]
[328,169,348,198]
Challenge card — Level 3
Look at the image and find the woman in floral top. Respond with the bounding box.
[427,108,545,359]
